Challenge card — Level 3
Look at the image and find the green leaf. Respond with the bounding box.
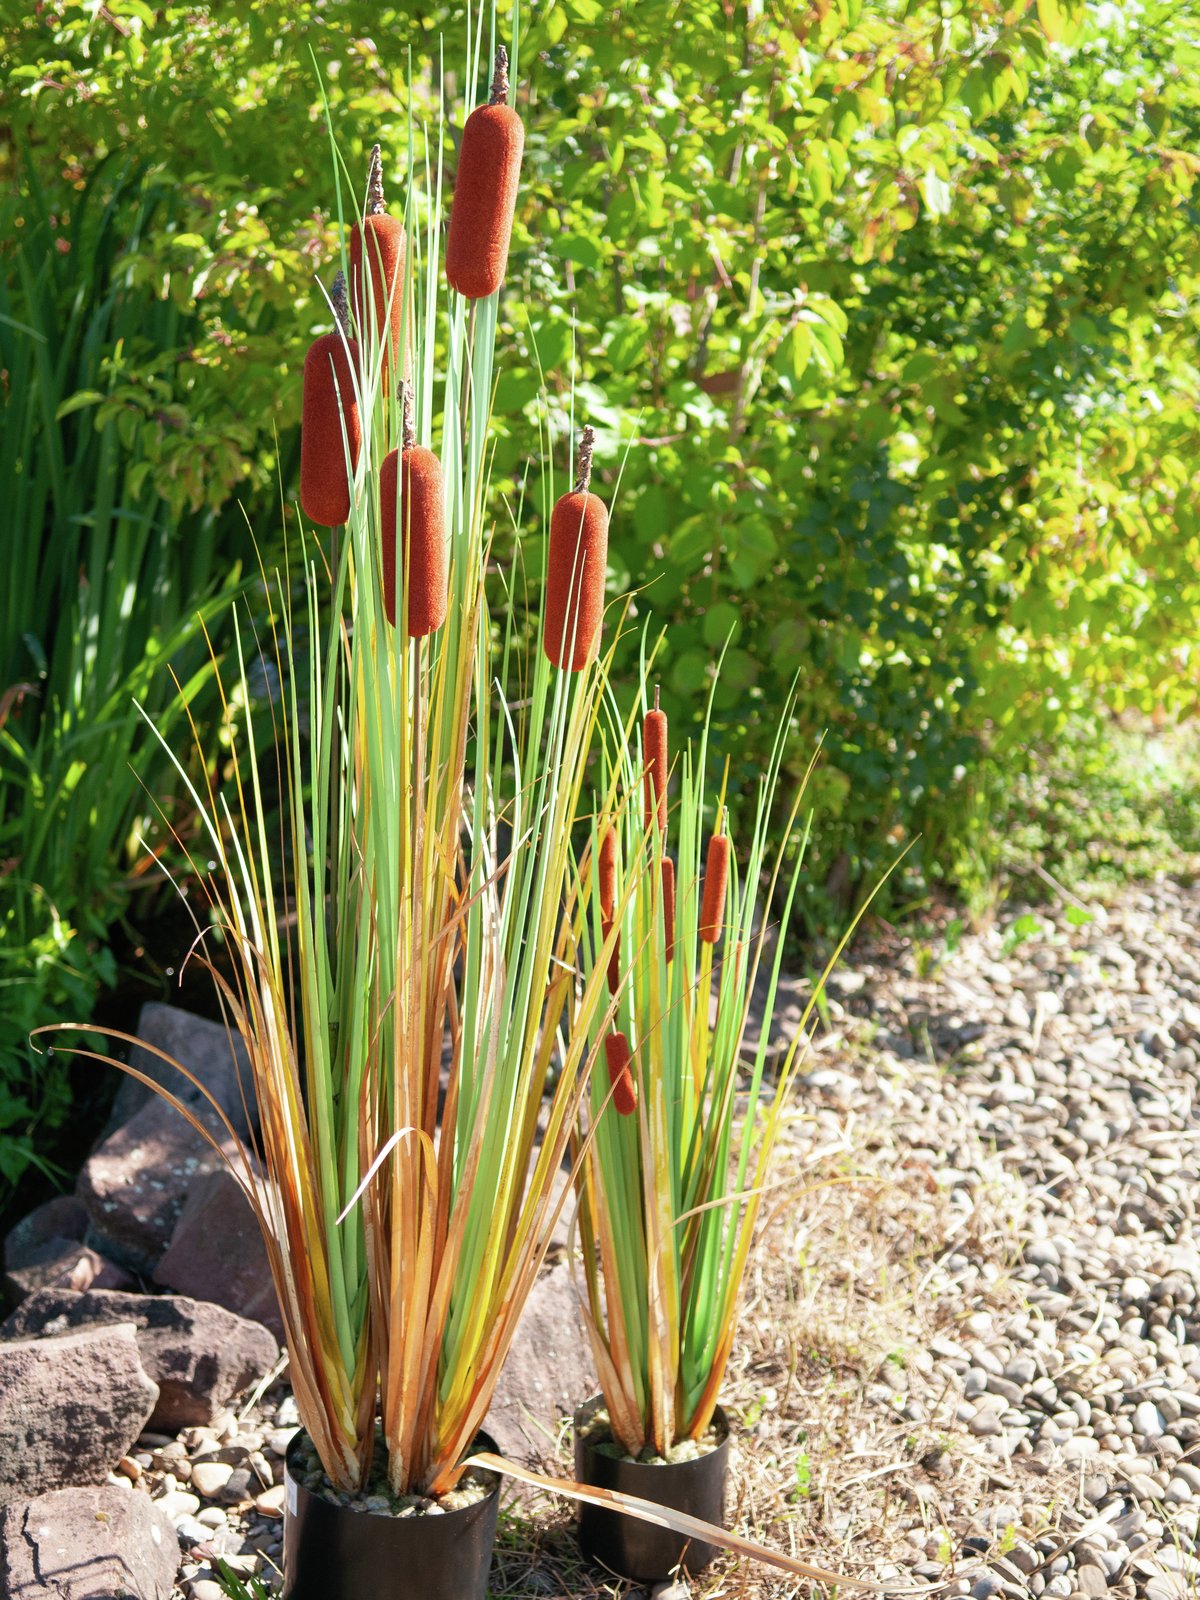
[54,390,106,421]
[545,6,568,45]
[554,234,602,270]
[920,170,953,217]
[1037,0,1086,46]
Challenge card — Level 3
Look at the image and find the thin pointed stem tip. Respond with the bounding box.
[574,424,596,494]
[401,380,416,450]
[490,45,510,105]
[366,143,385,215]
[331,269,351,336]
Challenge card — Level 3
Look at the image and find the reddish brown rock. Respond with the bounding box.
[3,1195,134,1303]
[1,1288,279,1429]
[105,1001,258,1142]
[0,1324,158,1502]
[4,1237,135,1301]
[484,1260,596,1466]
[153,1168,283,1340]
[0,1483,179,1597]
[77,1095,246,1275]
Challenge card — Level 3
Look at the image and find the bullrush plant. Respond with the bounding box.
[47,11,630,1502]
[573,665,884,1459]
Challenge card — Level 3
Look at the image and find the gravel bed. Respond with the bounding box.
[758,878,1200,1600]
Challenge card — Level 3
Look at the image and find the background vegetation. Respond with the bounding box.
[2,0,1198,1189]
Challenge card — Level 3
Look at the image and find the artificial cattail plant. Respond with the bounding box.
[571,666,880,1462]
[47,16,622,1502]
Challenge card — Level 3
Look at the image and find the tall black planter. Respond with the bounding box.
[283,1431,501,1600]
[573,1394,731,1584]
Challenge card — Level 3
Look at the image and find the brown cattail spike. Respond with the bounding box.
[351,147,411,382]
[699,831,730,945]
[544,428,608,671]
[661,856,676,964]
[605,1032,637,1117]
[598,827,617,919]
[299,276,361,527]
[446,48,525,299]
[380,443,448,637]
[643,702,669,835]
[599,827,620,993]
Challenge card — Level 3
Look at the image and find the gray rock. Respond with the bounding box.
[105,1001,257,1143]
[1075,1563,1110,1596]
[0,1288,278,1429]
[153,1168,283,1340]
[78,1095,245,1274]
[484,1260,596,1464]
[0,1324,158,1502]
[0,1483,179,1598]
[1133,1401,1165,1439]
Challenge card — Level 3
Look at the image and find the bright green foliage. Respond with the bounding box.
[4,0,1198,928]
[0,164,246,1193]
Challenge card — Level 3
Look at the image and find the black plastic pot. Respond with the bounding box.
[573,1394,731,1584]
[282,1431,501,1600]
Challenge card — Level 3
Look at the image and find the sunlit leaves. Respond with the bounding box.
[1036,0,1087,47]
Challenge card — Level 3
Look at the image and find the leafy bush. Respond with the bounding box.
[3,0,1198,932]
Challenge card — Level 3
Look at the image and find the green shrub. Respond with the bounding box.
[3,0,1197,931]
[0,159,250,1195]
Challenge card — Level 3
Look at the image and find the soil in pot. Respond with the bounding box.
[283,1428,501,1600]
[573,1395,731,1584]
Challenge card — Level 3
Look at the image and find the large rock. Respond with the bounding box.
[3,1195,134,1303]
[77,1094,246,1274]
[0,1324,158,1502]
[484,1260,596,1465]
[1,1288,279,1429]
[105,1001,257,1142]
[0,1484,179,1598]
[154,1168,284,1340]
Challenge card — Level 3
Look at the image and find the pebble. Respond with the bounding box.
[1134,1401,1166,1439]
[190,1460,234,1499]
[256,1483,286,1517]
[1075,1569,1109,1598]
[156,1489,200,1521]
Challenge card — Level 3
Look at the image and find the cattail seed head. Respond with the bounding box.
[643,701,669,835]
[351,213,411,380]
[544,427,608,671]
[380,443,448,636]
[661,856,676,964]
[598,828,617,919]
[300,280,361,527]
[604,1032,637,1117]
[598,825,621,992]
[445,49,524,300]
[699,832,730,945]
